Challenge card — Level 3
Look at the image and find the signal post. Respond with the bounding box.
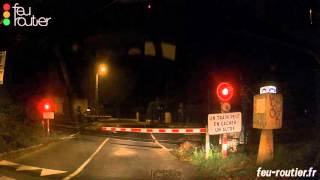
[39,98,56,136]
[216,82,234,158]
[206,82,242,159]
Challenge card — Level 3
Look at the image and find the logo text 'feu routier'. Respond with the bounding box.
[1,3,51,27]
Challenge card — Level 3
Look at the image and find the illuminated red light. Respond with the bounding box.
[222,88,229,96]
[38,98,56,112]
[216,82,234,102]
[44,104,50,110]
[3,3,11,11]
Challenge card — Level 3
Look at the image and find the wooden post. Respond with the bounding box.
[257,129,273,164]
[253,93,282,164]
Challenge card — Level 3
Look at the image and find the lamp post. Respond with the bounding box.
[95,63,107,115]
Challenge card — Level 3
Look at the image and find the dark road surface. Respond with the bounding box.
[0,132,199,180]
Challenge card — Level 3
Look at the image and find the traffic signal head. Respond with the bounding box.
[216,82,234,102]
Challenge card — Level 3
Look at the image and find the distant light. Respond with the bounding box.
[86,108,91,112]
[2,19,10,26]
[260,86,277,94]
[72,43,79,52]
[309,8,313,25]
[128,47,142,56]
[147,4,151,9]
[3,3,10,11]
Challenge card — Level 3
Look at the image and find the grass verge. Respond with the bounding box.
[173,141,319,179]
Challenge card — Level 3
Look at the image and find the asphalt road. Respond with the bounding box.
[0,132,199,180]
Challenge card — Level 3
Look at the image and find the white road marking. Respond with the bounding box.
[150,134,169,150]
[40,168,67,176]
[0,160,19,167]
[0,176,15,180]
[16,165,42,171]
[62,137,109,180]
[1,160,67,177]
[61,132,80,140]
[69,132,80,138]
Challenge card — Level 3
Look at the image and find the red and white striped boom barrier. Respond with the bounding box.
[101,127,206,134]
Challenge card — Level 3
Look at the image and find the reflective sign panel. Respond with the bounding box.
[208,112,242,135]
[260,86,277,94]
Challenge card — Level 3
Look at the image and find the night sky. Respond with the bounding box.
[0,0,319,122]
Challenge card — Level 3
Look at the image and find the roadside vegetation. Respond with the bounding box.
[0,103,61,154]
[174,141,319,179]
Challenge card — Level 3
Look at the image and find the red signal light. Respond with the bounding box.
[44,103,50,111]
[38,98,55,112]
[216,82,234,102]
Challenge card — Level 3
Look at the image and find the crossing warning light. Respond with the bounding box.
[44,103,51,111]
[216,82,234,102]
[38,98,56,112]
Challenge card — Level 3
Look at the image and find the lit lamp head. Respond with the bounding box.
[222,88,229,96]
[38,98,55,112]
[44,103,50,110]
[216,82,234,102]
[98,64,108,76]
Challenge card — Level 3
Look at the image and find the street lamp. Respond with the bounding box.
[95,63,108,114]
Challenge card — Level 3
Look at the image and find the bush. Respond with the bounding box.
[0,103,47,153]
[0,118,46,153]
